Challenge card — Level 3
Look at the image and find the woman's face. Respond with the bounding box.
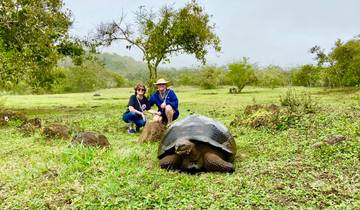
[136,87,145,95]
[157,84,166,91]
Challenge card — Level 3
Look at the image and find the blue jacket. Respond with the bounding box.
[149,89,179,114]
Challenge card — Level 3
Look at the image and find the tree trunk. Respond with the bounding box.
[147,63,157,96]
[237,84,246,93]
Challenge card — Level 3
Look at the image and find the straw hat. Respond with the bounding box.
[154,78,170,85]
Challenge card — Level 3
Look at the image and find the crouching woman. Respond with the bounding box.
[122,83,150,133]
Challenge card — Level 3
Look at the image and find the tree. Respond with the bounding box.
[177,68,199,86]
[310,37,360,87]
[291,65,320,87]
[51,60,124,93]
[199,65,222,89]
[255,65,289,88]
[0,0,84,91]
[95,0,221,91]
[329,38,360,86]
[227,58,256,92]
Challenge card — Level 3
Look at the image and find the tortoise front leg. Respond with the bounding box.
[159,154,181,170]
[203,152,234,173]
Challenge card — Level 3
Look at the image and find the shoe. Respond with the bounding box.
[127,128,136,134]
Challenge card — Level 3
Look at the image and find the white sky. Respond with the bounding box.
[64,0,360,68]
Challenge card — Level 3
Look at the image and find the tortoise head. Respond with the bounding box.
[175,139,204,172]
[175,139,194,156]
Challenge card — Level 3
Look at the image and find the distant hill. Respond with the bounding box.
[97,52,147,75]
[97,52,179,83]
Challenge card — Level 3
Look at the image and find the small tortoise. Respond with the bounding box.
[158,115,237,173]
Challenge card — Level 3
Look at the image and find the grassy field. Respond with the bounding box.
[1,86,359,209]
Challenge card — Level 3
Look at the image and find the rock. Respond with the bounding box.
[139,121,165,143]
[324,134,346,145]
[19,118,42,136]
[19,123,36,136]
[0,111,27,125]
[43,123,70,140]
[20,117,41,129]
[312,142,325,149]
[72,131,110,148]
[312,134,347,149]
[26,118,42,128]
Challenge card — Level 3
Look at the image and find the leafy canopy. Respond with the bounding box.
[227,58,256,92]
[0,0,84,91]
[310,37,360,87]
[95,0,221,88]
[291,65,320,87]
[199,66,223,89]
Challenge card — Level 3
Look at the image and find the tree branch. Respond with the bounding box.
[96,15,146,54]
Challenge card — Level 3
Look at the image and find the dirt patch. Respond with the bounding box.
[244,104,280,115]
[200,92,218,95]
[139,121,165,143]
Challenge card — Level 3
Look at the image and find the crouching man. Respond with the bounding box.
[149,78,179,125]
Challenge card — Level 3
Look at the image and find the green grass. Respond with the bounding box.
[1,86,359,209]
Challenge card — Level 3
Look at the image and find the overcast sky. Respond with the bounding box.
[64,0,360,68]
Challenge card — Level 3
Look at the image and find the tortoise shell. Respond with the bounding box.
[158,115,236,162]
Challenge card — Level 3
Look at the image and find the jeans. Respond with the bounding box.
[122,112,145,129]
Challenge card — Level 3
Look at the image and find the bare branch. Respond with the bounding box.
[95,13,146,54]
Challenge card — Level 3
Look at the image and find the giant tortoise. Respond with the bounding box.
[158,115,237,173]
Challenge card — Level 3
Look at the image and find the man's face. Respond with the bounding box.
[157,84,166,91]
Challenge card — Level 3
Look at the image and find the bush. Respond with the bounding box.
[111,72,127,87]
[255,65,290,88]
[231,89,319,130]
[279,88,300,111]
[178,71,197,86]
[199,66,222,89]
[280,88,318,113]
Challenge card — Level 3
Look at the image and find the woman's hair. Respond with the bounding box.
[134,83,147,95]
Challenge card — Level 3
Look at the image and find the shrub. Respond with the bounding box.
[199,66,222,89]
[255,65,290,88]
[279,88,301,112]
[280,88,318,113]
[111,72,127,87]
[231,90,319,130]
